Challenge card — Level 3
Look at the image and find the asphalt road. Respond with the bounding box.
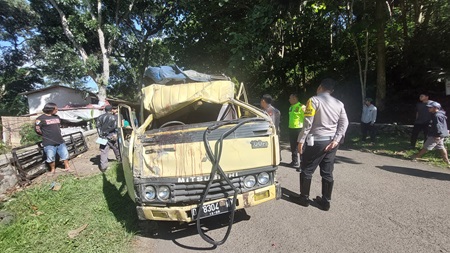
[133,147,450,253]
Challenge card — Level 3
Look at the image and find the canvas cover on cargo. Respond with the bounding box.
[142,80,235,119]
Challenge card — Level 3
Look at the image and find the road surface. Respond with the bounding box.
[132,147,450,253]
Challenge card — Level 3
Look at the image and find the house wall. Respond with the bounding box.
[27,87,92,114]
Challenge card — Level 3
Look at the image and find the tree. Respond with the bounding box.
[0,0,43,116]
[375,0,387,111]
[29,0,179,102]
[108,0,177,100]
[41,0,127,102]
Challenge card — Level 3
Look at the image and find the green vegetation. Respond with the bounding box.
[344,130,450,169]
[0,163,138,253]
[2,0,450,121]
[19,123,42,145]
[0,141,11,155]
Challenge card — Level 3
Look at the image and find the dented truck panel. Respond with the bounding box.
[121,80,281,222]
[138,121,275,178]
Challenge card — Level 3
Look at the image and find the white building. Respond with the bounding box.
[18,85,96,114]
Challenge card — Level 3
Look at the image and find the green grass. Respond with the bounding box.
[0,163,139,253]
[343,131,450,169]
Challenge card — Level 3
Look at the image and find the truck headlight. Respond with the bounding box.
[144,186,156,200]
[158,186,170,200]
[243,175,256,188]
[257,172,270,185]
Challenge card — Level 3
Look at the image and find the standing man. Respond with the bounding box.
[411,101,450,166]
[35,102,71,173]
[288,94,305,168]
[96,105,121,172]
[296,78,349,211]
[410,93,433,149]
[260,94,281,135]
[361,98,377,143]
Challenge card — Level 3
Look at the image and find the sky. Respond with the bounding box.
[86,77,98,92]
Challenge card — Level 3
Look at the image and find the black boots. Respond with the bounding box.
[314,179,334,211]
[298,176,334,210]
[297,173,311,207]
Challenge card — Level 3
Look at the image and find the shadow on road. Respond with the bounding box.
[102,164,255,249]
[137,210,251,250]
[281,187,299,204]
[335,155,363,165]
[89,155,100,166]
[279,162,298,170]
[377,165,450,181]
[281,187,325,210]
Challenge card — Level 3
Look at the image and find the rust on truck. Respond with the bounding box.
[117,79,281,245]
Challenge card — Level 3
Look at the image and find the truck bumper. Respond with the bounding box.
[136,182,281,222]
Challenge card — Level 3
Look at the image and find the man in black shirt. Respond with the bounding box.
[96,105,121,172]
[35,102,70,173]
[410,93,433,149]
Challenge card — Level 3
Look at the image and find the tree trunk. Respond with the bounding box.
[96,0,109,104]
[400,0,408,41]
[375,0,387,111]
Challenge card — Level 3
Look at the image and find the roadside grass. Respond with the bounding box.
[0,163,139,253]
[344,130,450,169]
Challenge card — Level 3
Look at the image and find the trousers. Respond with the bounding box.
[100,140,121,170]
[289,128,302,163]
[361,122,376,142]
[410,123,429,147]
[300,140,338,182]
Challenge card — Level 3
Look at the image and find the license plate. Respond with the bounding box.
[192,199,231,220]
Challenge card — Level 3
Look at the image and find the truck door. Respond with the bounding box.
[117,104,137,201]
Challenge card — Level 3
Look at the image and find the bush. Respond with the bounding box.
[19,123,41,145]
[0,141,11,154]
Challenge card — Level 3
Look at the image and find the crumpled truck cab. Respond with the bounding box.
[118,80,281,223]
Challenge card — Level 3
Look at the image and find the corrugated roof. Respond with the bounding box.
[18,85,96,96]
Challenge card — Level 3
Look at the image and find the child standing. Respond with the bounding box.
[411,101,450,166]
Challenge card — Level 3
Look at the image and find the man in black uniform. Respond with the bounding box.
[297,78,349,211]
[35,102,70,173]
[96,105,121,172]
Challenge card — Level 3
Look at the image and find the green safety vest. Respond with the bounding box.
[289,102,304,129]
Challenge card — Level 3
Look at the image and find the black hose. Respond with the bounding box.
[196,118,265,245]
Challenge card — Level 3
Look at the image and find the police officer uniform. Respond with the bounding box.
[296,79,349,211]
[288,100,305,167]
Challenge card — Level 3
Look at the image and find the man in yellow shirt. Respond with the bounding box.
[288,94,305,168]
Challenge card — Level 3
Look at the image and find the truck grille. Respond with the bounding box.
[172,177,242,204]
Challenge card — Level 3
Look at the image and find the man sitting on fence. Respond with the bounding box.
[96,105,121,172]
[35,102,71,173]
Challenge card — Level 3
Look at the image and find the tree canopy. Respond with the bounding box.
[0,0,449,123]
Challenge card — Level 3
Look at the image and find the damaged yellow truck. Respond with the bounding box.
[117,80,281,227]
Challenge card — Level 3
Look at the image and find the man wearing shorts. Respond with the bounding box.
[411,101,450,166]
[35,102,70,173]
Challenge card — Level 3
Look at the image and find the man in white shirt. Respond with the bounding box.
[361,98,377,143]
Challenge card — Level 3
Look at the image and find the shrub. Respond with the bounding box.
[19,123,41,145]
[0,140,11,154]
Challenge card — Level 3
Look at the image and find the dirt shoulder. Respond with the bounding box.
[31,133,107,186]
